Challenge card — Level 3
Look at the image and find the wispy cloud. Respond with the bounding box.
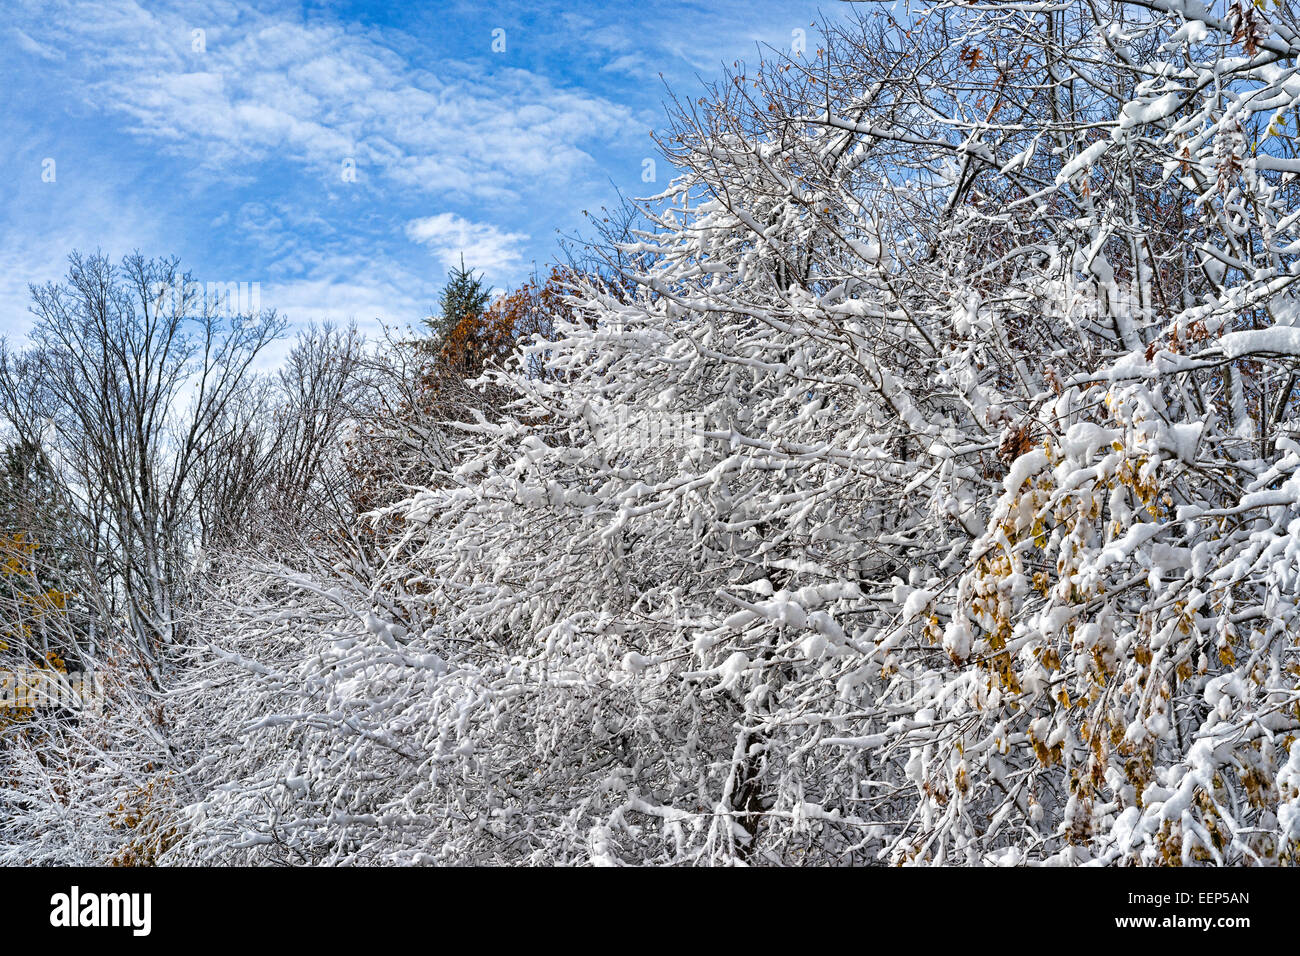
[17,1,641,202]
[9,27,65,62]
[0,0,840,339]
[405,213,528,275]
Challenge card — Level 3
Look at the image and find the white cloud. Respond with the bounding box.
[9,27,65,62]
[0,189,162,339]
[405,213,528,275]
[16,1,642,202]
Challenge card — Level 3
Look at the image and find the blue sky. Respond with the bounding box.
[0,0,849,345]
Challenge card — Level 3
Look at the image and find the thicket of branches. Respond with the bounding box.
[6,0,1300,865]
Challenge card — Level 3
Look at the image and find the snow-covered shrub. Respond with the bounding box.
[170,0,1300,864]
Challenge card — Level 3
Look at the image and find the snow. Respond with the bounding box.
[1003,448,1047,494]
[901,588,935,623]
[1219,326,1300,359]
[1055,140,1108,185]
[14,0,1300,870]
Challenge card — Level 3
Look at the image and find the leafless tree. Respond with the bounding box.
[0,251,283,668]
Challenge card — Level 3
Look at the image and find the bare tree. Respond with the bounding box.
[0,251,283,667]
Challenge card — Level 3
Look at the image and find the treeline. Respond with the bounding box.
[0,246,593,862]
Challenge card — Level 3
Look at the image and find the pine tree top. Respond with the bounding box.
[427,255,490,340]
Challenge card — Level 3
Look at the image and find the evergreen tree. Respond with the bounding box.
[425,255,490,340]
